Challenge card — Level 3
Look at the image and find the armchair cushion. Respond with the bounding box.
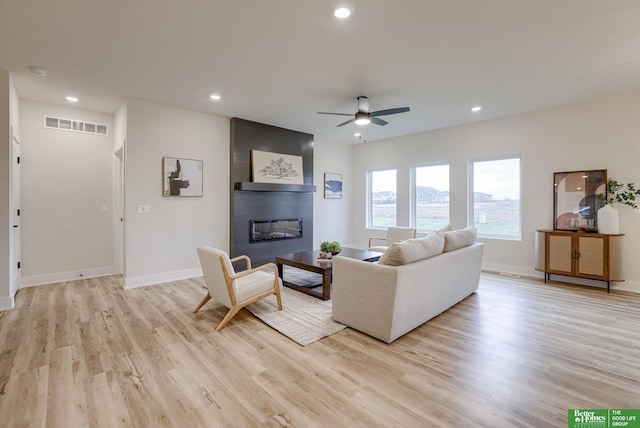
[384,226,417,245]
[369,226,417,253]
[233,269,280,303]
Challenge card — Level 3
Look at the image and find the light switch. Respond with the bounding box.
[136,204,150,214]
[101,204,108,213]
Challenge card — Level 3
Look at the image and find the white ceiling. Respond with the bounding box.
[2,1,640,144]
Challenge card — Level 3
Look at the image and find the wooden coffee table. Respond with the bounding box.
[276,247,381,301]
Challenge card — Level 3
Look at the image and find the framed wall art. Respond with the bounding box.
[163,157,203,197]
[553,169,606,230]
[251,150,304,185]
[324,172,343,199]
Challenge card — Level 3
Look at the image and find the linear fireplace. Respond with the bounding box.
[250,218,303,243]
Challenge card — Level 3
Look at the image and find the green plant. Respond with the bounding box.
[597,179,640,210]
[320,241,341,252]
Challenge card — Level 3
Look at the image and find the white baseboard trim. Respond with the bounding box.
[482,262,640,294]
[0,295,15,311]
[21,266,115,288]
[124,267,203,289]
[481,262,541,279]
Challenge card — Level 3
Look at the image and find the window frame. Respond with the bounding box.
[411,161,450,232]
[468,155,522,241]
[367,167,398,229]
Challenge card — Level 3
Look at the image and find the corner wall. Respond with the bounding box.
[352,90,640,293]
[124,99,229,288]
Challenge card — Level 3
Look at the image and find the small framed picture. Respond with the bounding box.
[163,157,203,197]
[324,173,343,199]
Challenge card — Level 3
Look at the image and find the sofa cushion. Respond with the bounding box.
[378,233,445,266]
[442,227,477,252]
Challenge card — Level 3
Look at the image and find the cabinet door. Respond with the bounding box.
[576,235,606,279]
[547,233,574,275]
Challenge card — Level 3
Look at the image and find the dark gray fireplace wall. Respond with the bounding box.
[230,118,314,267]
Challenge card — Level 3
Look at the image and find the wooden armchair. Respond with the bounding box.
[368,226,417,253]
[194,246,282,330]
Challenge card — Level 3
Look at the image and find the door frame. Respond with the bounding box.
[10,125,20,294]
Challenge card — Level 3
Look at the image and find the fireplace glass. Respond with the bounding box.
[250,219,303,243]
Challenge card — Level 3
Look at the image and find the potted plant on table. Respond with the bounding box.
[596,179,640,234]
[319,241,341,259]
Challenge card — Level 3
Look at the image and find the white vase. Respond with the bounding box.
[597,204,619,234]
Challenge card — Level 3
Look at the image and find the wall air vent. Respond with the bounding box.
[44,116,109,136]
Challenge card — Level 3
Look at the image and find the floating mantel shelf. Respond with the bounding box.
[234,182,316,193]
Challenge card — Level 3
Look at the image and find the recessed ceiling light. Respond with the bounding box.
[209,94,221,101]
[471,106,482,113]
[29,66,47,77]
[334,5,353,19]
[65,96,79,103]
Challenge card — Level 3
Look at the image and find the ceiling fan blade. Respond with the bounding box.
[370,116,388,126]
[318,112,353,117]
[336,118,355,127]
[370,107,410,117]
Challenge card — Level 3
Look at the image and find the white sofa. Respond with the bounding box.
[332,228,484,343]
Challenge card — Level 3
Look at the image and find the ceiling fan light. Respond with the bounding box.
[354,117,370,126]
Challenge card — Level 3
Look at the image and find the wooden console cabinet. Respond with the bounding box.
[535,229,624,292]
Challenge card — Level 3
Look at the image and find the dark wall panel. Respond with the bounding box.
[230,118,314,266]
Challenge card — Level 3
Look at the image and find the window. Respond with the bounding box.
[412,163,450,231]
[368,168,397,228]
[470,156,521,239]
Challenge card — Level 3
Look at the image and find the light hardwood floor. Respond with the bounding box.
[1,273,638,427]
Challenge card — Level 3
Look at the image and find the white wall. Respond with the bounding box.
[0,70,11,309]
[313,139,353,249]
[123,99,229,288]
[19,100,115,286]
[352,90,640,292]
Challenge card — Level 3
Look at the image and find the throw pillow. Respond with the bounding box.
[379,233,445,266]
[442,227,477,252]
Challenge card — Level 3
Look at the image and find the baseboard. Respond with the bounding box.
[21,266,115,288]
[481,262,540,279]
[0,295,15,311]
[124,267,203,289]
[482,262,640,294]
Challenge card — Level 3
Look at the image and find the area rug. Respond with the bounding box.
[245,268,346,346]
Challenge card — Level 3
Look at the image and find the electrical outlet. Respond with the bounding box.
[136,204,150,214]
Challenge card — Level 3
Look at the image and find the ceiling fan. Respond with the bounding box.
[318,96,410,127]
